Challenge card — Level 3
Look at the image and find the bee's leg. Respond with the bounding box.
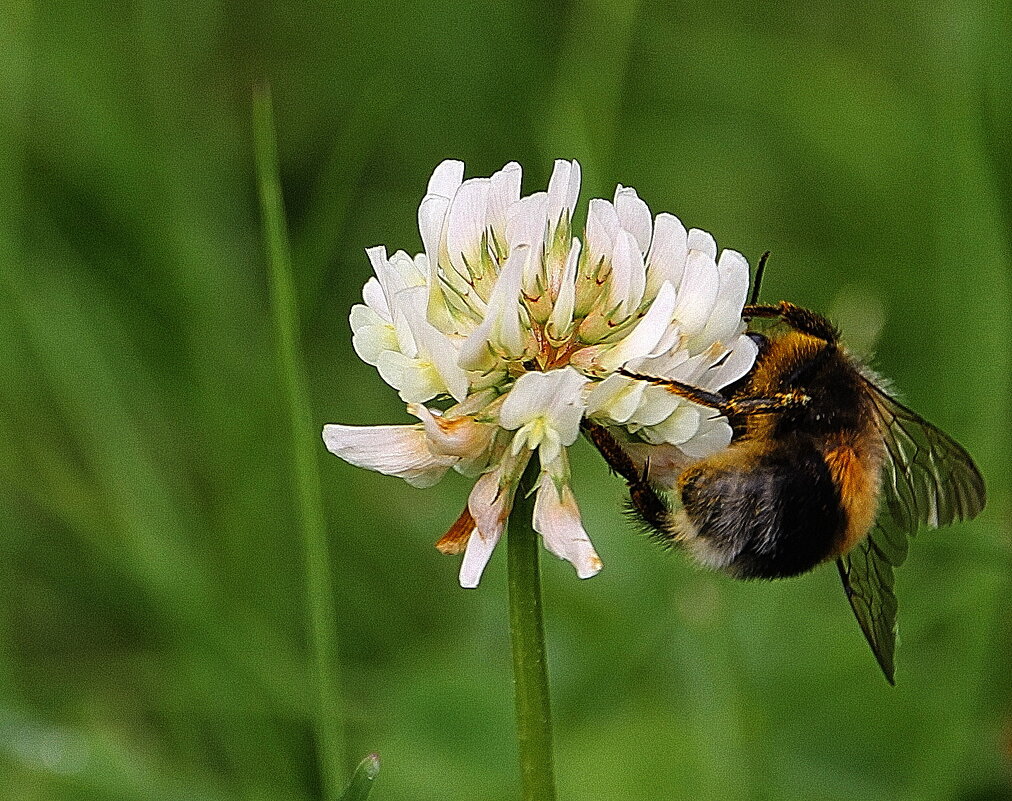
[742,301,839,343]
[740,302,784,319]
[724,391,810,415]
[617,370,731,411]
[582,420,639,483]
[581,420,671,533]
[617,370,810,417]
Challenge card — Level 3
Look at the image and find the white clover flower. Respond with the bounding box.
[323,159,758,587]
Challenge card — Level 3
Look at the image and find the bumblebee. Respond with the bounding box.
[585,259,986,683]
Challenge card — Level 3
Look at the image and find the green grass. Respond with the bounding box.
[1,1,1010,799]
[254,86,347,797]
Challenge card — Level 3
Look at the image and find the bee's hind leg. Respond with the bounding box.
[581,420,673,535]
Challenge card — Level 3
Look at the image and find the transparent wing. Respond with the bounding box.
[866,381,986,534]
[836,521,901,684]
[837,380,986,683]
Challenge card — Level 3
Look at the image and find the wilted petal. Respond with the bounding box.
[322,423,456,488]
[436,506,475,555]
[533,472,602,579]
[459,450,530,587]
[408,403,495,458]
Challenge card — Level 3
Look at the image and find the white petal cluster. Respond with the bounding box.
[324,160,757,587]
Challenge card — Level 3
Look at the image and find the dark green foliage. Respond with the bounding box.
[0,1,1009,799]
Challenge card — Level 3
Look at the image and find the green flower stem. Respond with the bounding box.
[253,86,347,798]
[507,459,557,801]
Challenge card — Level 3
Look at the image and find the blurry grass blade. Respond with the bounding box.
[338,753,381,801]
[253,84,348,795]
[294,67,405,317]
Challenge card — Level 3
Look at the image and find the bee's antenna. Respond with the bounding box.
[748,250,771,307]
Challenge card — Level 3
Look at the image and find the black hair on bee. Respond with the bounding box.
[586,290,986,683]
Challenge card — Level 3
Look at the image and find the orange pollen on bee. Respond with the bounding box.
[823,443,879,557]
[435,506,475,555]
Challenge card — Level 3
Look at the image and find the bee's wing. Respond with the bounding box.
[836,523,901,684]
[865,381,986,534]
[836,380,986,684]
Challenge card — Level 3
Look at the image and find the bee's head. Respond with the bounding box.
[775,341,865,436]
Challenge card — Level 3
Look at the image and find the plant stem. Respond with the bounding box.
[507,460,557,801]
[253,85,347,798]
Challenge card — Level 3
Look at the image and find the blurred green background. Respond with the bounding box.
[2,1,1010,799]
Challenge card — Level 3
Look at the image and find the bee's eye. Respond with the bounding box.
[747,332,769,355]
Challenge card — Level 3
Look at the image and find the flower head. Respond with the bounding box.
[324,160,758,587]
